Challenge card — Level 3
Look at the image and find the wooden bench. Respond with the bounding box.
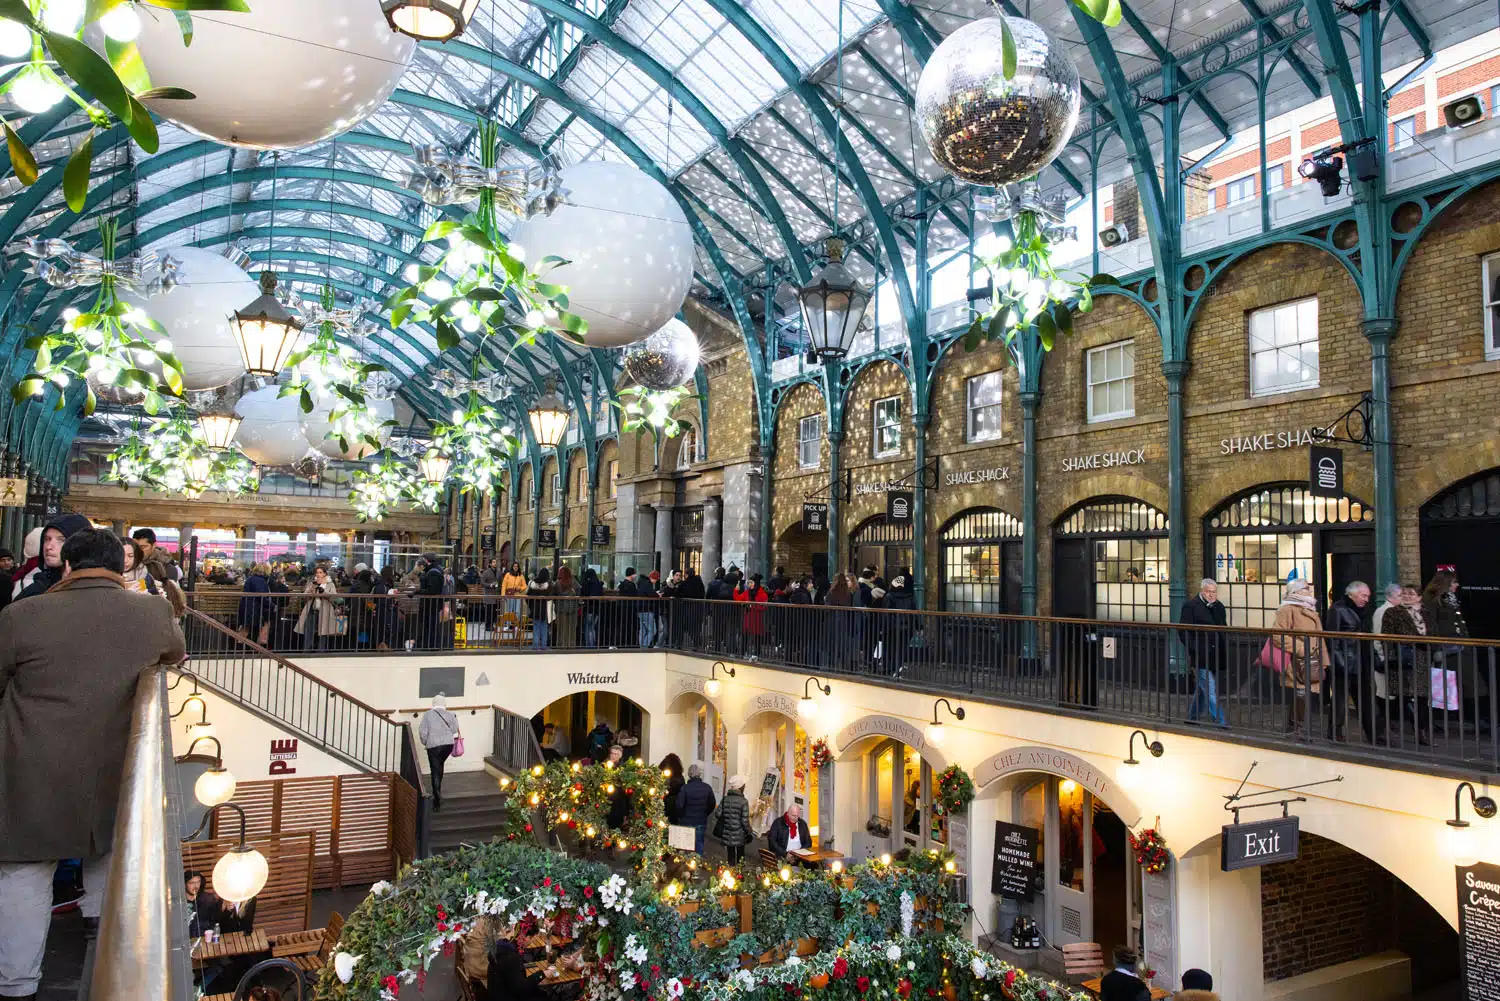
[1061,942,1106,983]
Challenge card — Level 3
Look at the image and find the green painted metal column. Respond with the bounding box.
[1020,391,1040,616]
[826,428,844,578]
[1366,318,1399,588]
[758,429,776,577]
[911,190,932,609]
[1163,359,1190,611]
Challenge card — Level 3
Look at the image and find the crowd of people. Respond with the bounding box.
[1178,569,1478,744]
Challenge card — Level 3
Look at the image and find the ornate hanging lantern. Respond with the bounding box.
[527,382,570,449]
[418,448,452,485]
[382,0,482,42]
[231,271,304,377]
[798,238,871,361]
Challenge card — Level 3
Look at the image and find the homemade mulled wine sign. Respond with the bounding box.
[991,821,1039,899]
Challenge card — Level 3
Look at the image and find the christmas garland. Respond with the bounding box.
[1128,824,1170,875]
[315,838,1085,1001]
[931,765,975,818]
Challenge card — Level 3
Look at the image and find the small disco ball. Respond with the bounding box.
[87,373,145,407]
[915,16,1081,186]
[289,450,329,483]
[622,318,701,391]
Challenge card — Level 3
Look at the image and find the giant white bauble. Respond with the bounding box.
[131,0,415,149]
[299,394,396,460]
[235,385,311,467]
[120,248,260,391]
[511,162,694,348]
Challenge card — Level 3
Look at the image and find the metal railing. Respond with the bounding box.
[92,666,192,1001]
[492,707,545,774]
[183,608,412,774]
[180,594,1500,773]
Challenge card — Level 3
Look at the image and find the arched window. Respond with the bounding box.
[850,514,913,584]
[1205,483,1374,627]
[675,426,699,471]
[940,507,1023,612]
[1421,470,1500,639]
[1053,498,1169,621]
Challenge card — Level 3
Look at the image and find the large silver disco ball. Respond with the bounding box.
[622,318,701,391]
[915,16,1081,186]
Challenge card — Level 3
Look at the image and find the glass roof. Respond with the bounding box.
[0,0,1493,423]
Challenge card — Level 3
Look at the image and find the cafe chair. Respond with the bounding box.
[271,911,344,971]
[759,847,780,870]
[1062,942,1106,983]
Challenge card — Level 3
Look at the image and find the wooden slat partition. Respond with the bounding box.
[214,774,411,890]
[182,832,314,937]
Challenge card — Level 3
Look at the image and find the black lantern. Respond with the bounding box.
[798,237,871,361]
[230,272,304,378]
[383,0,481,42]
[528,381,570,450]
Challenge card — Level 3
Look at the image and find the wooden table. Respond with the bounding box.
[192,930,270,968]
[1080,977,1170,999]
[789,847,846,869]
[525,960,584,987]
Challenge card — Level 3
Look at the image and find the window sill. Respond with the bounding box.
[1249,383,1321,400]
[1085,412,1136,425]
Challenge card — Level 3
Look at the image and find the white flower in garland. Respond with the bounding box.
[900,890,915,937]
[886,944,902,962]
[623,933,648,966]
[618,969,636,991]
[733,969,756,989]
[664,978,685,999]
[908,960,917,970]
[784,956,802,968]
[333,952,361,983]
[971,956,989,979]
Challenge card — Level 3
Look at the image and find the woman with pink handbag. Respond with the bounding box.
[419,694,462,811]
[1266,579,1329,735]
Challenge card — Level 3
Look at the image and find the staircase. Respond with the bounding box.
[428,770,513,853]
[182,608,431,854]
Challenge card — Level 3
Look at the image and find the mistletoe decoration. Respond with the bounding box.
[0,0,247,213]
[428,395,516,496]
[384,120,585,359]
[281,283,393,457]
[348,452,439,523]
[931,765,975,818]
[12,218,184,414]
[1129,823,1170,875]
[962,189,1117,357]
[615,384,697,443]
[105,409,257,497]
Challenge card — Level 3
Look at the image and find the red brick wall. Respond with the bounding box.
[1260,833,1394,982]
[1438,55,1500,99]
[1300,118,1340,150]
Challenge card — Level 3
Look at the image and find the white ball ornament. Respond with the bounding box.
[299,393,396,460]
[510,162,694,348]
[234,385,311,467]
[130,0,415,149]
[120,248,260,391]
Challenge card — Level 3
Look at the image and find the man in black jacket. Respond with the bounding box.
[416,554,449,649]
[1324,580,1373,743]
[1179,578,1228,726]
[1099,946,1151,1001]
[675,763,717,853]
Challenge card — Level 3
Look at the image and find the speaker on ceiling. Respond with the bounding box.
[1444,95,1485,129]
[1099,223,1130,248]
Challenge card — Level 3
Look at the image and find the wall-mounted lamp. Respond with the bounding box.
[1116,729,1164,794]
[1447,781,1497,865]
[925,698,965,746]
[188,802,269,904]
[185,736,238,808]
[172,691,215,743]
[704,662,735,699]
[798,676,831,720]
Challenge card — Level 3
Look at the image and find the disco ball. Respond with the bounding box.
[128,0,415,149]
[290,449,330,482]
[87,373,144,407]
[915,16,1081,186]
[511,162,694,348]
[622,319,700,391]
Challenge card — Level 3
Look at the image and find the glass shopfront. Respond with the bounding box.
[850,514,913,583]
[940,508,1023,613]
[673,506,704,576]
[858,739,945,857]
[1052,498,1170,622]
[1206,484,1374,628]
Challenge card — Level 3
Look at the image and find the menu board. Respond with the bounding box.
[991,821,1039,900]
[1459,861,1500,1001]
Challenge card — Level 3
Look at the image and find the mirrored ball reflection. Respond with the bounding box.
[915,16,1082,187]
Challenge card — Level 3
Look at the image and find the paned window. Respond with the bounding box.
[798,414,822,469]
[1086,341,1135,422]
[550,473,561,506]
[1224,175,1255,205]
[607,460,619,499]
[1264,164,1286,193]
[873,396,902,457]
[1392,115,1417,150]
[1482,253,1500,360]
[676,427,698,470]
[966,372,1003,442]
[1249,298,1320,396]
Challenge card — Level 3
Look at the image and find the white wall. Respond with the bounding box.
[169,676,350,781]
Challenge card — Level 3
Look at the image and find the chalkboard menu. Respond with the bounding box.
[1459,861,1500,1001]
[991,821,1039,899]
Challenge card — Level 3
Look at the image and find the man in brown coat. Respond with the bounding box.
[0,527,185,1000]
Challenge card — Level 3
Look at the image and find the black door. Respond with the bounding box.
[1423,521,1500,640]
[1052,539,1096,707]
[1325,529,1377,620]
[811,552,829,582]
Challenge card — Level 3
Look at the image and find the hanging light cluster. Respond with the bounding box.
[405,144,567,216]
[382,0,482,42]
[429,400,517,494]
[281,285,394,457]
[349,452,441,522]
[105,411,258,498]
[9,219,186,415]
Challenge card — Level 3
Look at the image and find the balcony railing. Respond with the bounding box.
[184,592,1500,775]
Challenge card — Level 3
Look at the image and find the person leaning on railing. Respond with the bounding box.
[0,527,187,998]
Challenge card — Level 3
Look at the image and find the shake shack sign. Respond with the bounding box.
[1220,424,1334,455]
[1221,815,1300,870]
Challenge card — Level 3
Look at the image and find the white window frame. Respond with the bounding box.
[965,371,1003,443]
[576,465,588,498]
[1392,115,1417,150]
[798,414,822,469]
[607,459,619,499]
[1085,340,1136,423]
[873,395,902,458]
[550,472,561,506]
[1492,85,1500,119]
[1224,175,1255,206]
[1249,297,1321,397]
[1483,253,1500,361]
[527,481,536,511]
[1264,164,1286,193]
[675,427,698,471]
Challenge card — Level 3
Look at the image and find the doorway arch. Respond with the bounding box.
[665,684,729,801]
[1421,468,1500,638]
[735,696,818,841]
[1052,497,1169,621]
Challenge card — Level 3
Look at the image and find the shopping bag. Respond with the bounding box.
[1430,667,1461,711]
[1258,637,1290,674]
[452,735,465,758]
